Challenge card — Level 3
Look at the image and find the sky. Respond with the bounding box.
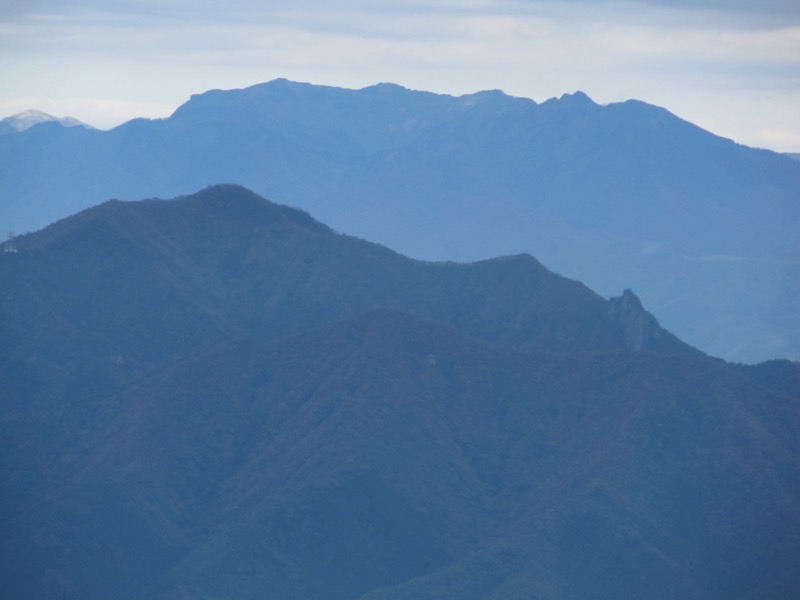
[1,0,799,151]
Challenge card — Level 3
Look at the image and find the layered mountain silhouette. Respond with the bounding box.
[1,185,798,599]
[1,79,798,362]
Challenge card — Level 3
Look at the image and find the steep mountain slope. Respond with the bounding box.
[1,80,798,361]
[2,310,798,600]
[1,185,798,599]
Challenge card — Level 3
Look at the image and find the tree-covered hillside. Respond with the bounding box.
[1,185,798,599]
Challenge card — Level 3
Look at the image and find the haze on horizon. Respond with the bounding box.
[1,0,799,152]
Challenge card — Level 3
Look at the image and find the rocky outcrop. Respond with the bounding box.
[610,288,665,351]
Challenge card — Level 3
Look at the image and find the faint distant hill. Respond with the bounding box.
[0,80,798,362]
[0,109,93,136]
[2,185,798,600]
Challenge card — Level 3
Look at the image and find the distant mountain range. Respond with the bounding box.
[1,185,798,599]
[0,80,798,362]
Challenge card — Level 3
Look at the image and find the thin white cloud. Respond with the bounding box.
[501,0,800,25]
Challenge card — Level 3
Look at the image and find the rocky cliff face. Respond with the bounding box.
[610,288,670,352]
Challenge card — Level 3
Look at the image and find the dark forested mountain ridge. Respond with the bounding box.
[1,79,798,362]
[1,185,798,600]
[1,184,694,368]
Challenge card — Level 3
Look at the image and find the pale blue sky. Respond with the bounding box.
[1,0,799,151]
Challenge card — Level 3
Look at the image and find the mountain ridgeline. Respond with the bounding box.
[1,79,798,362]
[0,185,693,376]
[1,185,798,600]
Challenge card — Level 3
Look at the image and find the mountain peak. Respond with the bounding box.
[173,184,334,235]
[538,90,598,111]
[362,82,410,93]
[558,90,596,105]
[180,183,271,207]
[1,109,92,132]
[27,185,334,254]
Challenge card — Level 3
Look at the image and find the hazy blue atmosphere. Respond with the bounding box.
[2,79,798,362]
[2,0,799,151]
[2,2,799,599]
